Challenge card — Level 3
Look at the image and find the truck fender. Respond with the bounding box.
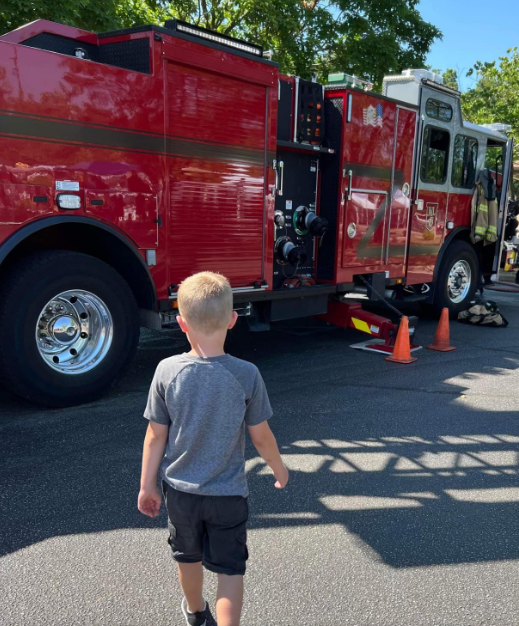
[0,215,157,310]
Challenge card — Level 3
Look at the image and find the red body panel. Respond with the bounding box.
[387,107,416,268]
[0,22,278,301]
[406,191,471,284]
[328,89,417,283]
[406,190,447,284]
[85,190,158,249]
[0,35,166,281]
[447,192,472,230]
[166,63,269,146]
[164,52,271,286]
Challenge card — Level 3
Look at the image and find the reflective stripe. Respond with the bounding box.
[351,318,372,335]
[475,226,486,234]
[478,205,488,213]
[487,225,498,234]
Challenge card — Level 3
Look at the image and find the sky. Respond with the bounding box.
[418,0,518,91]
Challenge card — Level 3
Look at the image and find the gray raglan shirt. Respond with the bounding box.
[144,353,272,497]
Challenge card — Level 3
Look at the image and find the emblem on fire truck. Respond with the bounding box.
[425,203,438,232]
[363,103,383,127]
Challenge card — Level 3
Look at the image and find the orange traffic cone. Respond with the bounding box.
[386,316,417,364]
[427,308,456,352]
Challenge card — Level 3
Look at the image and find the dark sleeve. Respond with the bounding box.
[143,362,170,425]
[244,369,273,426]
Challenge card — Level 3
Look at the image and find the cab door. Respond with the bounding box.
[406,91,454,284]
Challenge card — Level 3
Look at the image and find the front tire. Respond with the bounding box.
[434,240,479,316]
[0,251,140,406]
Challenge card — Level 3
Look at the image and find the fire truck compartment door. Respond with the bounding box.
[386,107,417,265]
[341,190,389,267]
[165,58,269,287]
[340,94,416,270]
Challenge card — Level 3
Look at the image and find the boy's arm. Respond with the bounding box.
[248,421,289,489]
[138,421,169,517]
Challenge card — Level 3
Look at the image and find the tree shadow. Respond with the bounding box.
[246,429,519,567]
[1,311,519,569]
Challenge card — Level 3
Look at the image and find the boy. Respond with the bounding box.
[138,271,288,626]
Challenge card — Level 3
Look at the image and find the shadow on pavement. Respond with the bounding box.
[246,428,519,568]
[1,309,519,569]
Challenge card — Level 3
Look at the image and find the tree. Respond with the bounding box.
[462,49,519,158]
[0,1,441,85]
[0,0,120,34]
[442,68,459,91]
[430,68,459,91]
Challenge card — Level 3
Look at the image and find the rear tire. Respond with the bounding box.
[434,240,479,316]
[0,251,140,407]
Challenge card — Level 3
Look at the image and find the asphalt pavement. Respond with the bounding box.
[2,293,519,625]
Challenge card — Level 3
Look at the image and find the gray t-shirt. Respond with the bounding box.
[144,353,272,497]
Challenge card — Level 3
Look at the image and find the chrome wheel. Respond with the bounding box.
[448,260,472,304]
[36,290,113,374]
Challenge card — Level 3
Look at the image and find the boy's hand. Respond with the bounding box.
[274,465,289,489]
[138,487,162,517]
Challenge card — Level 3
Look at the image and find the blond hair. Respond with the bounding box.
[177,272,233,333]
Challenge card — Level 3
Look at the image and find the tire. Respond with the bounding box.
[0,251,140,407]
[434,240,479,316]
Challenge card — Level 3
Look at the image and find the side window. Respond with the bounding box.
[452,135,478,188]
[420,126,450,184]
[426,98,453,122]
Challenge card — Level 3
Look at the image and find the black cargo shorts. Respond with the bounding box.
[162,482,249,576]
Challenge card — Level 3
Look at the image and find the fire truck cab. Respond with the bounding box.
[0,20,513,406]
[314,68,512,302]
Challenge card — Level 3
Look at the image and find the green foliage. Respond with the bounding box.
[0,1,180,35]
[163,0,441,86]
[442,68,459,91]
[462,49,519,158]
[0,0,120,34]
[0,0,441,86]
[429,68,459,91]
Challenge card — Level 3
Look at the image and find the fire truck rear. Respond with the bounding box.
[0,19,513,406]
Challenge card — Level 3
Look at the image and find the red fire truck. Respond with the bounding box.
[0,19,513,406]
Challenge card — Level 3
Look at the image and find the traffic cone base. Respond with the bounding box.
[427,307,456,352]
[386,355,418,364]
[385,316,417,364]
[426,345,456,352]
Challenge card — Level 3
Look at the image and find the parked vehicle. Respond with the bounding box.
[0,20,513,405]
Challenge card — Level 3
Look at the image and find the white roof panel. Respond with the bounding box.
[463,120,508,141]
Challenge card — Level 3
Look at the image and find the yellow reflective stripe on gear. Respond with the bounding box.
[487,225,498,234]
[478,205,488,213]
[475,226,486,234]
[351,318,372,334]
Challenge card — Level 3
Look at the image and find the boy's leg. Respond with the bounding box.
[162,484,208,617]
[202,495,249,626]
[216,574,244,626]
[178,562,206,614]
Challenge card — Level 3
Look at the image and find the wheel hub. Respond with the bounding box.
[49,316,80,345]
[36,290,113,375]
[448,260,471,304]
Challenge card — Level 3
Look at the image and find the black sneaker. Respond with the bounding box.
[181,598,216,626]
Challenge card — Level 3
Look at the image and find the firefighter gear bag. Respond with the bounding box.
[471,169,498,245]
[458,300,508,327]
